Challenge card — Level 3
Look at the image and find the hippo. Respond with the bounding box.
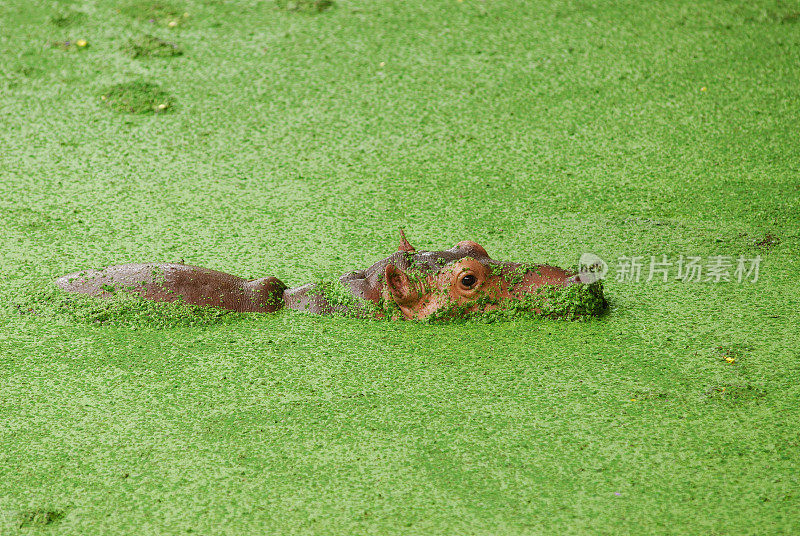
[55,231,606,321]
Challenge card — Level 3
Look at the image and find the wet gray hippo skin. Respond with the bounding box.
[55,263,288,313]
[56,231,585,320]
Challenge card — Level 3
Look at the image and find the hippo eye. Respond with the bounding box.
[460,274,477,288]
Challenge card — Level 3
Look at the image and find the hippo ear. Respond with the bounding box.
[384,264,417,305]
[398,228,416,252]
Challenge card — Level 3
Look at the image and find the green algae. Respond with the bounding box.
[499,264,530,286]
[1,0,799,533]
[10,281,243,329]
[122,34,183,58]
[703,383,768,403]
[277,0,334,13]
[310,277,606,322]
[425,281,607,323]
[100,80,174,114]
[17,509,67,528]
[119,1,184,22]
[49,10,88,27]
[309,280,385,318]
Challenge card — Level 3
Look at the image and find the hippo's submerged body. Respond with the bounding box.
[56,232,606,320]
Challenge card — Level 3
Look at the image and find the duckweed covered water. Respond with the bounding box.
[100,80,174,113]
[1,0,798,534]
[10,280,243,329]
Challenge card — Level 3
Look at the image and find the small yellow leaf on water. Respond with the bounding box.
[76,39,87,47]
[168,20,178,27]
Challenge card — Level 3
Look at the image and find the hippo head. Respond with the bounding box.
[362,231,606,321]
